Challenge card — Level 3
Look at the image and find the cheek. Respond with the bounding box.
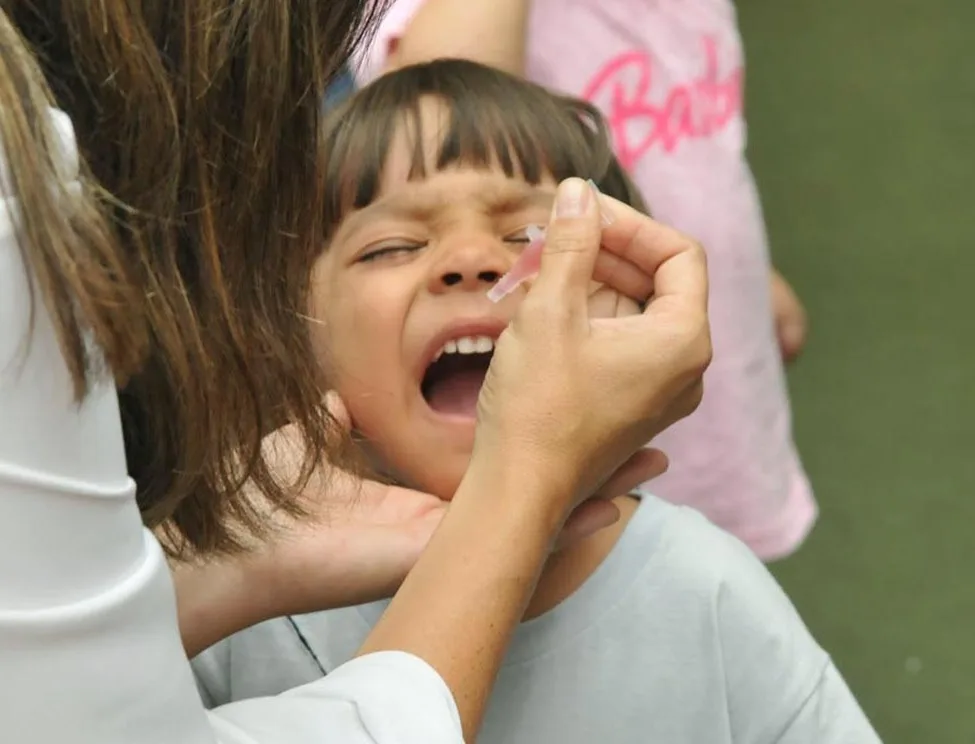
[315,277,413,421]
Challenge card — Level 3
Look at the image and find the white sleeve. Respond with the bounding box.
[350,0,427,84]
[0,110,462,744]
[210,653,463,743]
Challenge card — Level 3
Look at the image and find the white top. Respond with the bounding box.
[0,110,462,744]
[195,497,882,744]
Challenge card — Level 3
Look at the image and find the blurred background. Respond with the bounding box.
[738,0,975,740]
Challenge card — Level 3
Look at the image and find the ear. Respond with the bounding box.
[383,37,404,73]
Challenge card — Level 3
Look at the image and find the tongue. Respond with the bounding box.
[426,368,486,418]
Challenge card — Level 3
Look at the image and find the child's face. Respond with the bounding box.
[311,101,635,499]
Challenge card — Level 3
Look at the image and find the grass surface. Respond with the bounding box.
[737,1,975,741]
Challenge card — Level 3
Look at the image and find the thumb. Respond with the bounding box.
[531,178,603,314]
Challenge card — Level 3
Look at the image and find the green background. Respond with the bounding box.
[738,1,975,741]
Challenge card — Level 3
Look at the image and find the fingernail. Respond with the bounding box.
[587,179,616,226]
[555,178,592,218]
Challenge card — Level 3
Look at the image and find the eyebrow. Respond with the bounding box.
[492,190,555,215]
[337,186,555,238]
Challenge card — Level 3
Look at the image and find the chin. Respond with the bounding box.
[392,460,470,502]
[405,462,469,501]
[361,440,469,502]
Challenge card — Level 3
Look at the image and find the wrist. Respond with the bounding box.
[460,442,575,548]
[359,442,572,739]
[170,549,275,658]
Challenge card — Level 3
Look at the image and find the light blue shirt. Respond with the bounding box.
[194,496,881,743]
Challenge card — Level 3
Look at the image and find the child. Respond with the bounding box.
[192,60,877,743]
[352,0,817,561]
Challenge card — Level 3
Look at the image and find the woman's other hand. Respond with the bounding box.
[172,392,667,658]
[170,462,444,658]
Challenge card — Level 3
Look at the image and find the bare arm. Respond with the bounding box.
[386,0,530,75]
[358,459,563,740]
[171,479,444,659]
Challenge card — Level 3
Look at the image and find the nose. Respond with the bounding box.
[427,233,510,294]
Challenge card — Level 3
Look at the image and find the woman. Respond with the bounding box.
[0,4,710,743]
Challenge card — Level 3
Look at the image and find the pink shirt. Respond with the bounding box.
[354,0,816,560]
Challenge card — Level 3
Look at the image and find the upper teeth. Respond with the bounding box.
[435,335,495,360]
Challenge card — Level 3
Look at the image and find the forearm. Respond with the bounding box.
[171,507,435,657]
[172,553,273,658]
[358,457,565,740]
[389,0,530,75]
[173,541,416,658]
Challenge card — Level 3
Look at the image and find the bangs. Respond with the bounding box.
[321,59,643,239]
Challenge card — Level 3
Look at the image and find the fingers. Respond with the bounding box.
[645,235,709,318]
[596,447,669,498]
[596,193,708,308]
[530,178,603,317]
[262,391,351,467]
[528,179,709,329]
[555,448,668,550]
[349,482,446,526]
[592,249,654,302]
[555,499,622,551]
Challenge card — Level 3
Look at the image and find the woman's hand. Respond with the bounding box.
[171,470,445,658]
[475,178,711,523]
[172,393,667,658]
[359,179,710,740]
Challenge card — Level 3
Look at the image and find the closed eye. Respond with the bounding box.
[358,242,426,263]
[503,224,545,245]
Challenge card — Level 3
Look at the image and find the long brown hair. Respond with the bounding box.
[3,1,389,555]
[321,58,648,237]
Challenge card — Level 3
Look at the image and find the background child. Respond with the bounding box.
[192,60,877,744]
[353,0,816,561]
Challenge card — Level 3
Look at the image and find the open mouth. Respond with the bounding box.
[421,335,496,419]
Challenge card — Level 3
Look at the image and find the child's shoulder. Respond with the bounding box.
[632,493,778,592]
[627,497,878,742]
[630,495,825,659]
[634,495,828,674]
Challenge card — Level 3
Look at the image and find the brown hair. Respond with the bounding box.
[321,58,648,236]
[4,0,390,556]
